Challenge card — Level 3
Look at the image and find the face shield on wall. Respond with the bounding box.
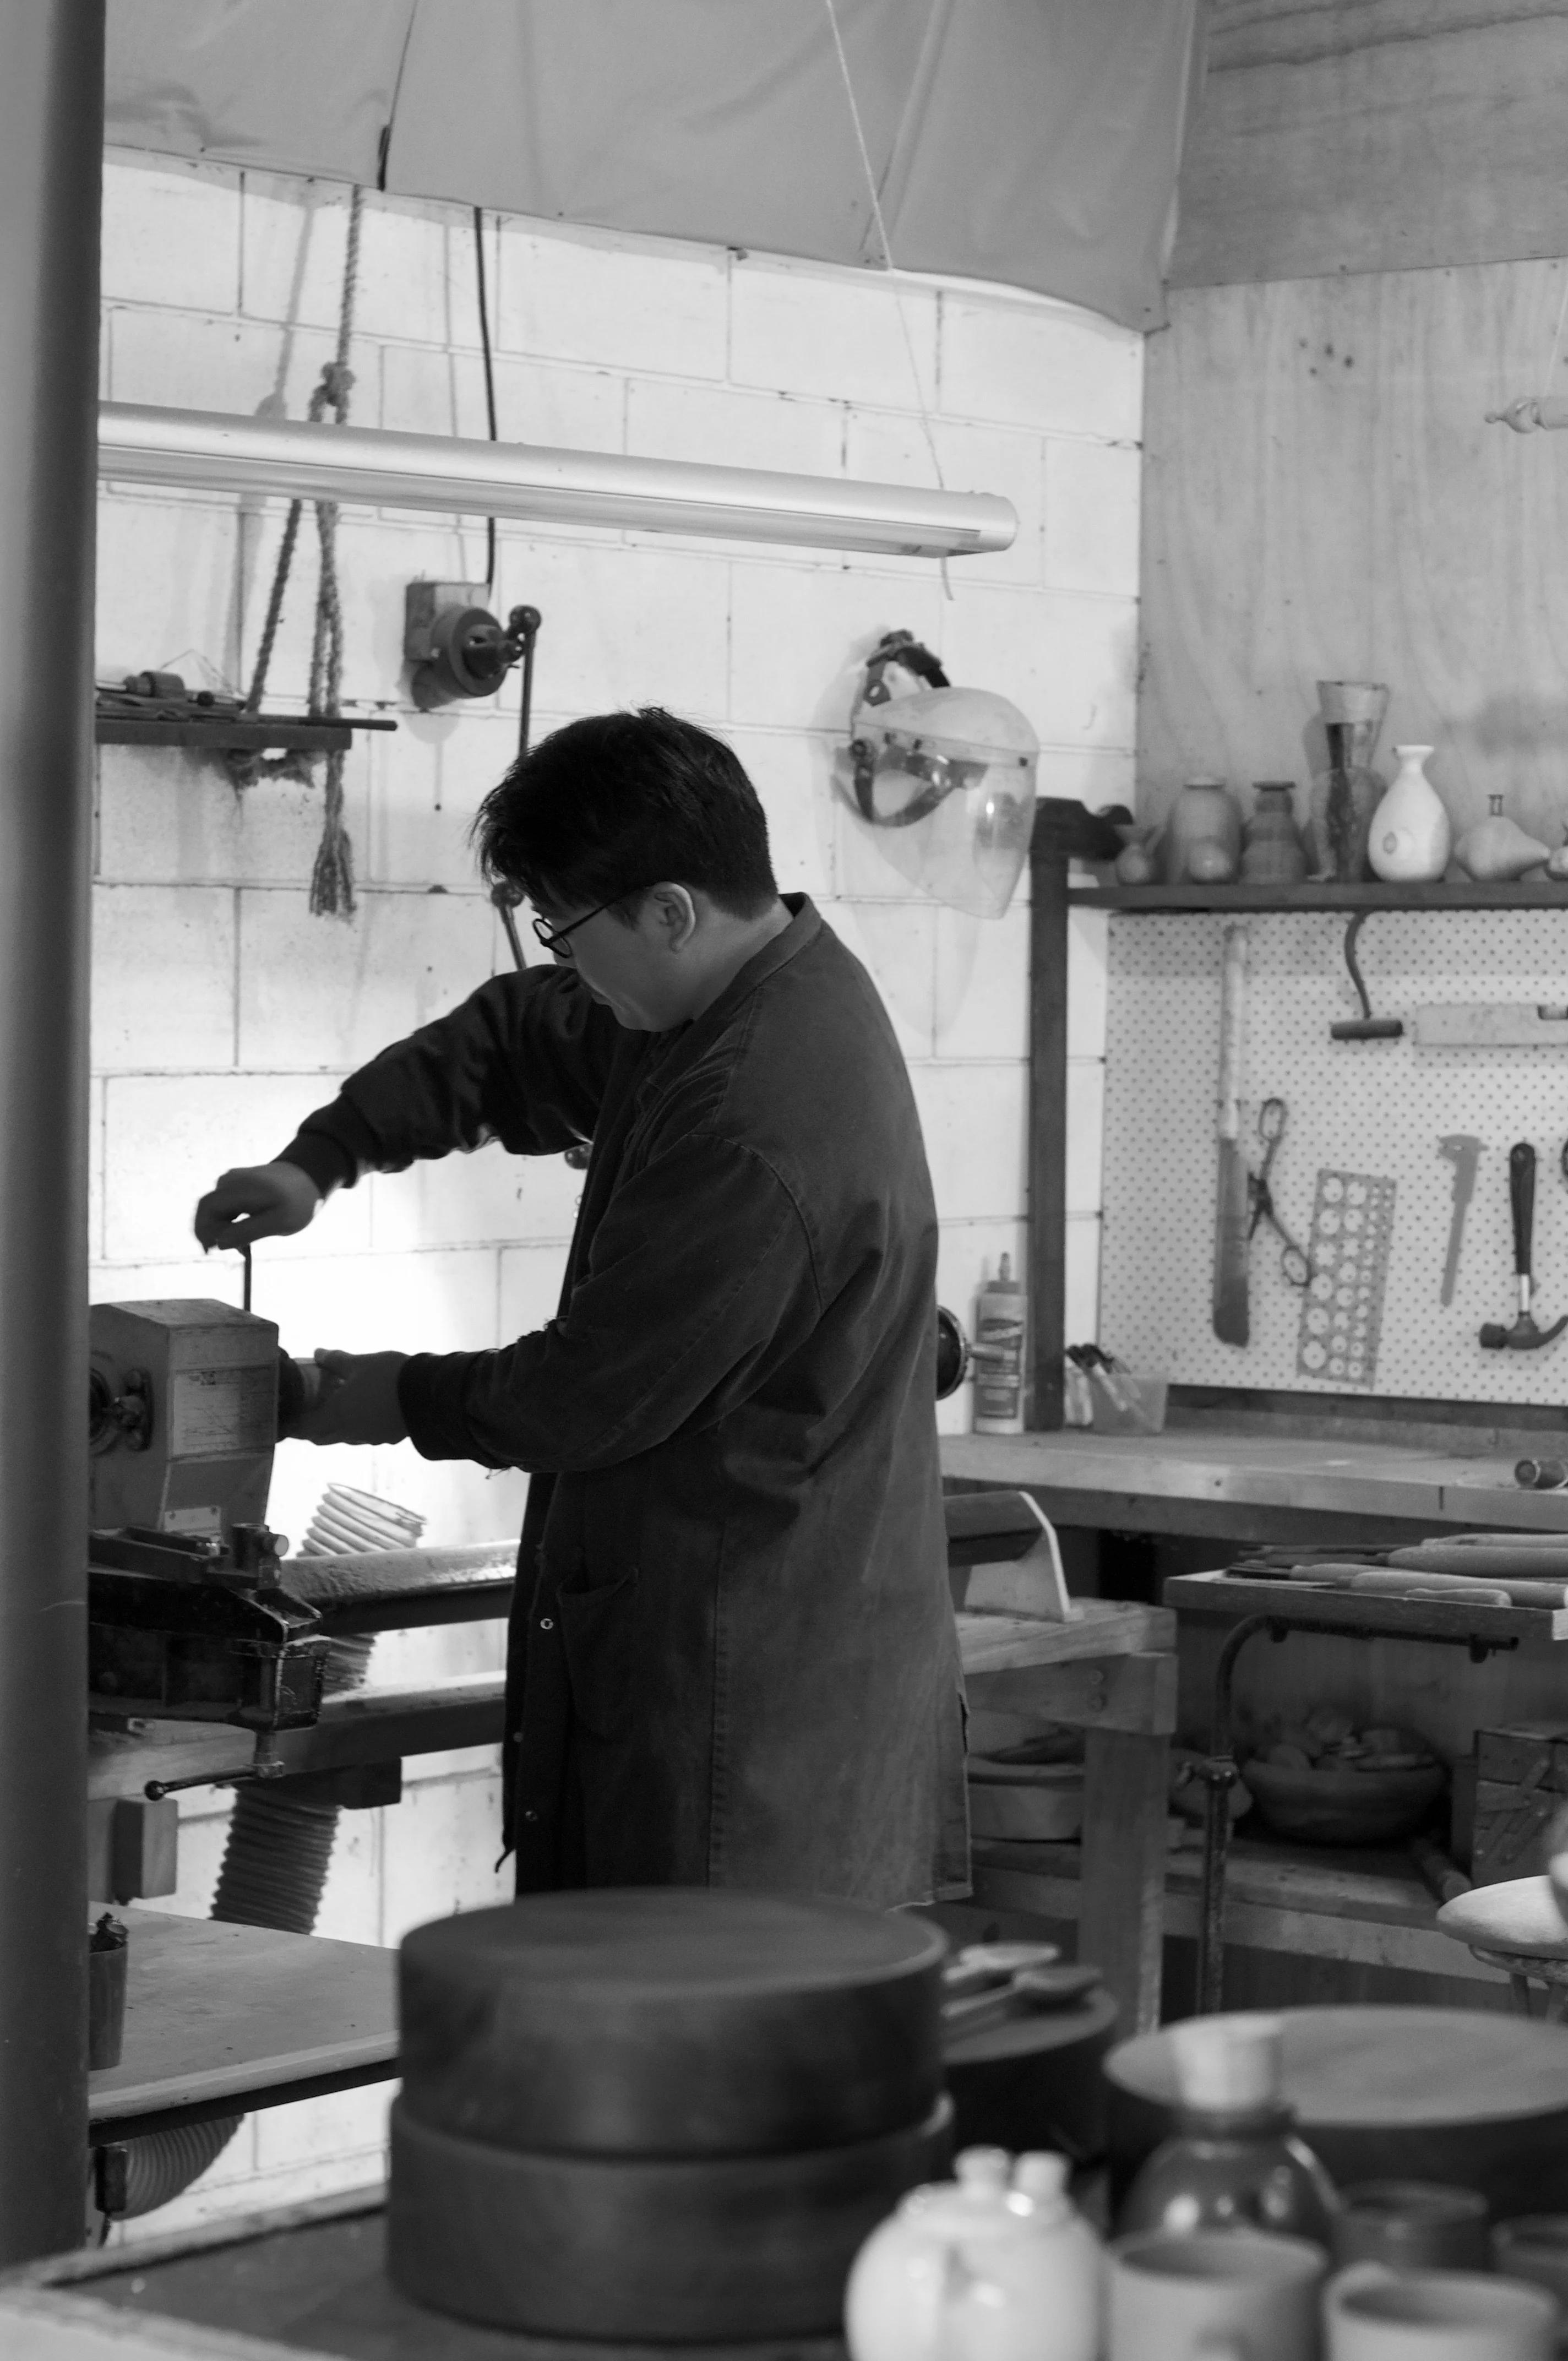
[848,679,1040,918]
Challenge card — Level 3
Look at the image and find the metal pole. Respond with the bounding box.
[0,0,102,2264]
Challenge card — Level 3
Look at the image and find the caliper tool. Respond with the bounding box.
[1438,1134,1482,1307]
[1480,1142,1567,1351]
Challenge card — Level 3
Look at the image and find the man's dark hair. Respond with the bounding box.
[473,708,778,921]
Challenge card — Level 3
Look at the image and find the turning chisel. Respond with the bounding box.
[1212,921,1251,1346]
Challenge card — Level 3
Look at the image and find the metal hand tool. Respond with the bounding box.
[1438,1134,1482,1307]
[1248,1097,1311,1286]
[1480,1142,1568,1350]
[1212,922,1251,1345]
[1330,911,1404,1041]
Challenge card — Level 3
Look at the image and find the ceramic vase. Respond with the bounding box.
[1367,745,1451,883]
[1159,779,1243,885]
[1241,782,1308,885]
[1306,681,1387,883]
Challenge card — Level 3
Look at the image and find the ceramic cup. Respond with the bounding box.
[1325,2262,1558,2361]
[1107,2227,1324,2361]
[1332,2184,1492,2273]
[1491,2217,1568,2309]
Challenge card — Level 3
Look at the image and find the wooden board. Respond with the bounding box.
[89,1675,506,1801]
[955,1598,1173,1673]
[1171,2,1568,287]
[2,2195,850,2361]
[89,1908,396,2137]
[1167,1567,1568,1646]
[951,1431,1555,1530]
[944,1430,1568,1535]
[1139,262,1568,837]
[971,1838,1511,1990]
[1076,1730,1169,2035]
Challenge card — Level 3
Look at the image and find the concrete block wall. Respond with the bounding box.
[95,151,1140,2238]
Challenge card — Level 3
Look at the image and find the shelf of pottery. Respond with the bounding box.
[1098,680,1568,909]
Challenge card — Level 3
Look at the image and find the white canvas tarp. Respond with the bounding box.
[105,0,1203,330]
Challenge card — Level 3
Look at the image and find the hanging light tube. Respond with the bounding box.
[98,402,1016,559]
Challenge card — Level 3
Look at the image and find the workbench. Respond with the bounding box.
[6,2191,848,2361]
[87,1588,1175,2153]
[90,1910,396,2148]
[943,1425,1568,1547]
[942,1426,1568,2011]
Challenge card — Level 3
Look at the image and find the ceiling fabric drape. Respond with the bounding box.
[105,0,1202,330]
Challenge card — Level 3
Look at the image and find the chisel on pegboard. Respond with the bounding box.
[1212,921,1251,1346]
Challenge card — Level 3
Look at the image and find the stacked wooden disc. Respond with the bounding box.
[388,1889,952,2344]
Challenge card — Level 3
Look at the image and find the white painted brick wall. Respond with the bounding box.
[95,148,1140,2240]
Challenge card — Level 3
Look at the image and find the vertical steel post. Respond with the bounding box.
[0,0,102,2264]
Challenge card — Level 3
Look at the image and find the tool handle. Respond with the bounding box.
[1511,1140,1537,1277]
[1216,922,1248,1144]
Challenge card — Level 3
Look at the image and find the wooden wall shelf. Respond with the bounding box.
[1068,882,1568,914]
[96,714,398,754]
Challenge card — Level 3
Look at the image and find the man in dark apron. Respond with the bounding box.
[195,708,967,1907]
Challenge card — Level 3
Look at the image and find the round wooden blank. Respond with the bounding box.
[388,2092,954,2342]
[399,1888,945,2159]
[1107,2006,1568,2218]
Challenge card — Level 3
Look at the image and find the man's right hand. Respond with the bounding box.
[194,1162,322,1251]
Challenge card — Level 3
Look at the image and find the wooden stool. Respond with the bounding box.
[1467,1946,1568,2021]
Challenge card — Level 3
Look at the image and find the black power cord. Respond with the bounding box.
[473,205,499,594]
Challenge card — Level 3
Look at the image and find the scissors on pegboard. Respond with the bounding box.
[1249,1097,1312,1287]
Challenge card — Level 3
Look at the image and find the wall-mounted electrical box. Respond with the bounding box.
[404,581,538,712]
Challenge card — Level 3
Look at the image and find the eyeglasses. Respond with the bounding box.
[530,895,625,959]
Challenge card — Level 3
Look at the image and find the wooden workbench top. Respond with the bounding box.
[943,1427,1568,1532]
[90,1908,396,2139]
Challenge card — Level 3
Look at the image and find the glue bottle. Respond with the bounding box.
[973,1255,1027,1434]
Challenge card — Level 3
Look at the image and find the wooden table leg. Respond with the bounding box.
[1079,1727,1168,2036]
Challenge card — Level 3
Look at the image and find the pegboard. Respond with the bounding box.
[1099,911,1568,1403]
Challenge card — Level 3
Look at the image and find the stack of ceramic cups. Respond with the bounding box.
[388,1889,952,2344]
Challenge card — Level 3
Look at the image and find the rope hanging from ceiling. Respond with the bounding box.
[231,185,363,918]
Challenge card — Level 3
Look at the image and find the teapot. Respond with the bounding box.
[844,2145,1101,2361]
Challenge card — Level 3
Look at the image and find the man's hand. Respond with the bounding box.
[195,1162,322,1251]
[292,1350,410,1446]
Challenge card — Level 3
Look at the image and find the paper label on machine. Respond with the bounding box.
[168,1364,274,1457]
[1295,1170,1396,1390]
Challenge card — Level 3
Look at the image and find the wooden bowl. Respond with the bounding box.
[966,1759,1084,1841]
[1243,1757,1445,1847]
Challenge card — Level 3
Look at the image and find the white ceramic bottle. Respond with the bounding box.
[844,2147,1102,2361]
[1367,744,1451,883]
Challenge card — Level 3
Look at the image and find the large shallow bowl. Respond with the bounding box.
[1243,1758,1444,1847]
[966,1759,1084,1841]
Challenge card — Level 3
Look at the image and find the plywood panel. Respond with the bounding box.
[1140,262,1568,844]
[1173,1,1568,287]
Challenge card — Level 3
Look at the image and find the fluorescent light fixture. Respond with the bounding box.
[98,403,1016,559]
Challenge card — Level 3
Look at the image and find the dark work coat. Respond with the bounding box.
[279,895,968,1906]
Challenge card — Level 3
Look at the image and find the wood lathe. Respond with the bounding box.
[86,1298,515,1826]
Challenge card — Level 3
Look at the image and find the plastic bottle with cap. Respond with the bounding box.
[973,1254,1027,1435]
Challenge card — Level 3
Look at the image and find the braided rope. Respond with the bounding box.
[228,189,364,918]
[307,189,363,917]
